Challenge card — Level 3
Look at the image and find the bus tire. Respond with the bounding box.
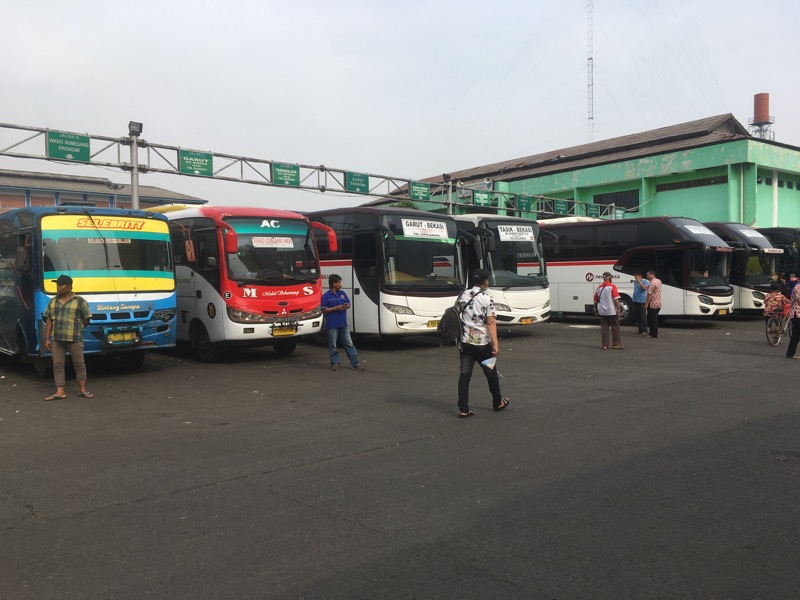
[118,350,146,371]
[32,356,52,379]
[618,294,635,326]
[190,322,222,362]
[273,339,298,356]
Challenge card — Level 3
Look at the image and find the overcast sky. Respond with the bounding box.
[2,0,797,210]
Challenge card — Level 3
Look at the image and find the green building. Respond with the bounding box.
[413,114,800,227]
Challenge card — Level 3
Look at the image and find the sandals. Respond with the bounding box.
[494,398,510,412]
[458,410,475,418]
[78,392,95,398]
[44,394,67,401]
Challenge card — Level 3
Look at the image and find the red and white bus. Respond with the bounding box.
[155,206,336,360]
[539,216,734,324]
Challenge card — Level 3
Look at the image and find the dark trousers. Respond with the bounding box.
[647,307,661,337]
[633,302,647,333]
[786,317,800,358]
[458,343,502,413]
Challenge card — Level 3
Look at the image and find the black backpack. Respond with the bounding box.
[437,292,480,346]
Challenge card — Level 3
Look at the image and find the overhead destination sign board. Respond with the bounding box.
[473,191,491,207]
[179,150,213,176]
[46,130,90,163]
[410,181,430,201]
[554,199,569,215]
[272,163,301,186]
[587,203,601,218]
[345,171,369,193]
[517,195,532,212]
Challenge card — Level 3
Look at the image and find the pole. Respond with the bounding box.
[447,180,453,215]
[130,136,140,210]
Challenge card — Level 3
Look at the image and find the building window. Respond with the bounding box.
[655,176,729,192]
[778,180,785,188]
[765,177,772,185]
[788,182,794,190]
[593,190,639,212]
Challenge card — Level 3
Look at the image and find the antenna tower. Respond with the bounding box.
[587,0,594,142]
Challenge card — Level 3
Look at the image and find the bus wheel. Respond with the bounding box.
[191,323,221,362]
[273,339,297,356]
[32,356,52,379]
[118,350,146,372]
[618,294,635,326]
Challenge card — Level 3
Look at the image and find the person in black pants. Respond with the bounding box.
[645,270,662,338]
[456,269,509,418]
[785,281,800,359]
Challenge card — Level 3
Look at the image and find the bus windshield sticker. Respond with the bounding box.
[683,224,715,236]
[497,225,535,242]
[251,236,294,248]
[88,238,131,244]
[400,218,448,240]
[740,229,766,239]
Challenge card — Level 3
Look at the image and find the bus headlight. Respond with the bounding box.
[300,307,322,320]
[383,303,414,315]
[752,291,765,300]
[495,303,511,312]
[227,307,268,323]
[543,300,551,309]
[698,295,713,305]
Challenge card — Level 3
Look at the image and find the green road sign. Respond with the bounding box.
[410,181,430,201]
[555,199,569,215]
[474,191,491,207]
[517,195,532,212]
[587,203,601,218]
[46,131,90,163]
[345,171,369,193]
[272,163,301,186]
[614,208,626,220]
[179,150,213,176]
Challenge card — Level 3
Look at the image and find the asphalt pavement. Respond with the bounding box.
[1,317,798,600]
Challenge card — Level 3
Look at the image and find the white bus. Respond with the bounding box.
[306,207,464,335]
[452,214,550,325]
[539,216,735,324]
[705,222,783,312]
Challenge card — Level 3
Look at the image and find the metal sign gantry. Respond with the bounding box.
[0,121,622,218]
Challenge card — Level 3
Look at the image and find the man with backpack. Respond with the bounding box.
[456,269,509,418]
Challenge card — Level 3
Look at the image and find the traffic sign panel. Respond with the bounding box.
[179,150,213,176]
[474,191,491,207]
[272,163,300,186]
[46,131,90,163]
[346,171,369,193]
[410,181,430,201]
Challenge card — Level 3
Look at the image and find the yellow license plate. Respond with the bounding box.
[718,309,728,316]
[273,325,297,336]
[519,317,534,325]
[427,320,439,328]
[108,332,138,343]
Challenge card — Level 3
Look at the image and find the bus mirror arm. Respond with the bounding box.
[380,226,396,257]
[539,229,559,254]
[311,222,337,253]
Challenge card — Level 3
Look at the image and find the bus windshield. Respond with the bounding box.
[687,248,731,290]
[41,216,173,292]
[742,252,780,287]
[224,217,319,284]
[485,222,545,288]
[382,215,462,293]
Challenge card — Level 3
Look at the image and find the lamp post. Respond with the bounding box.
[128,121,143,209]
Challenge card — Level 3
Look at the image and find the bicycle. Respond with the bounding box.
[766,312,790,346]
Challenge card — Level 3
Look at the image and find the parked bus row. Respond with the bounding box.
[1,203,790,374]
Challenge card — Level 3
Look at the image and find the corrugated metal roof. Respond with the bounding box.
[421,114,752,186]
[0,169,206,203]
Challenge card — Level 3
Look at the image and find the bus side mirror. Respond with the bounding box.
[385,235,396,257]
[223,227,239,255]
[311,221,337,253]
[485,236,496,253]
[185,240,196,263]
[15,246,31,272]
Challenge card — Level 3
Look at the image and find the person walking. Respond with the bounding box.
[784,278,800,359]
[593,272,622,349]
[43,274,94,401]
[321,274,364,371]
[632,271,649,334]
[645,270,662,338]
[457,268,509,418]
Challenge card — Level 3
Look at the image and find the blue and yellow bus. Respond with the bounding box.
[0,206,176,373]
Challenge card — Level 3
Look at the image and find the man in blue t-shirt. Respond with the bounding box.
[632,271,650,335]
[320,274,363,371]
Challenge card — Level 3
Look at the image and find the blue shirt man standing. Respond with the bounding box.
[632,271,650,334]
[320,274,364,371]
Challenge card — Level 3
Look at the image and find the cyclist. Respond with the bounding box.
[764,281,789,322]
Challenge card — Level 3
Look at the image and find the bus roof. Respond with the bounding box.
[306,206,456,221]
[452,213,537,226]
[705,222,777,250]
[154,205,309,221]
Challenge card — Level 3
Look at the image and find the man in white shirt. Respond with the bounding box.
[457,269,509,418]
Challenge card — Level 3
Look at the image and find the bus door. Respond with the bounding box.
[352,229,380,333]
[616,247,684,315]
[0,260,19,354]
